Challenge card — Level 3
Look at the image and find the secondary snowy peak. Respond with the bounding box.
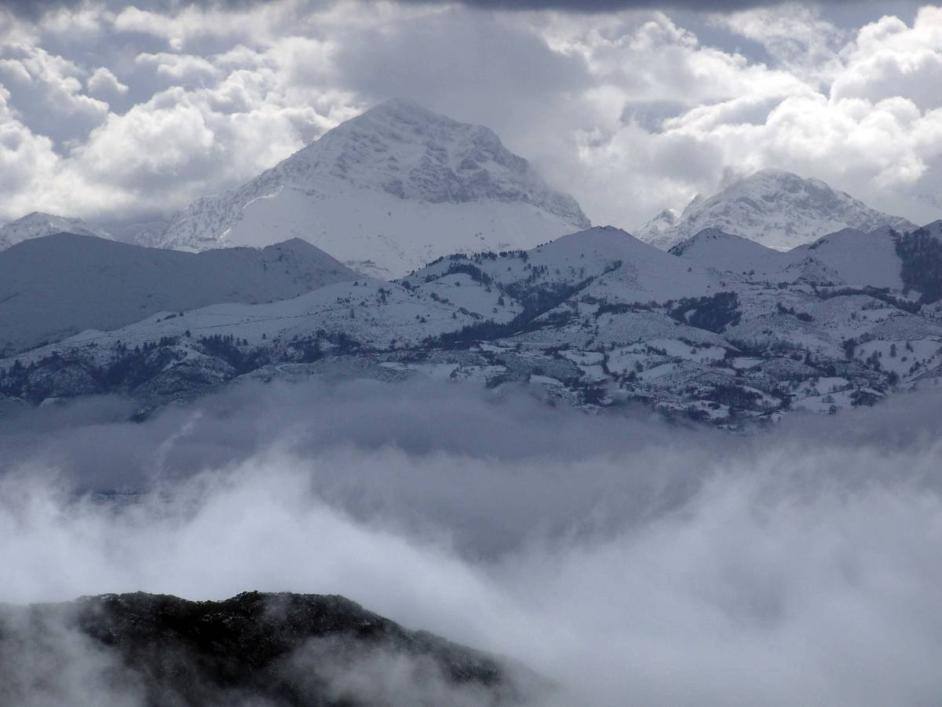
[638,208,679,244]
[0,212,111,250]
[638,169,915,251]
[159,99,590,278]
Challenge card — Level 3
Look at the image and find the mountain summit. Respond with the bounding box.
[158,99,590,278]
[638,169,914,251]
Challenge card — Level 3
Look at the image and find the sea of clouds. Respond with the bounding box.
[2,379,942,705]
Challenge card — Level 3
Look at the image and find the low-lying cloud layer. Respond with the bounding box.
[0,0,939,230]
[2,380,942,705]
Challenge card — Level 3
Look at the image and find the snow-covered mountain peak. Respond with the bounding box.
[280,98,587,221]
[158,100,589,277]
[0,212,112,250]
[638,170,915,252]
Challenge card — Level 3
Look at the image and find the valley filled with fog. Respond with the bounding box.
[4,380,942,706]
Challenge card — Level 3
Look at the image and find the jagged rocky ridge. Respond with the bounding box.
[158,99,590,278]
[0,591,529,706]
[3,223,942,426]
[638,169,915,251]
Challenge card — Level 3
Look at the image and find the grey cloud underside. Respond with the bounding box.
[0,0,857,17]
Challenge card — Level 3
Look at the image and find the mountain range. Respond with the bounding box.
[1,100,941,426]
[3,219,941,426]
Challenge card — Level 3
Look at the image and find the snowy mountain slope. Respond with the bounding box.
[24,276,493,363]
[670,226,908,290]
[158,99,590,278]
[792,227,904,290]
[4,223,942,426]
[0,234,355,355]
[0,212,112,250]
[669,228,794,279]
[406,226,716,308]
[638,170,915,251]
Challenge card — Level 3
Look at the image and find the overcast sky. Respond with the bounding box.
[0,0,940,231]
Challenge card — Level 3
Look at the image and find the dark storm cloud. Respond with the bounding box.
[0,0,262,18]
[0,0,77,16]
[0,0,856,18]
[400,0,853,11]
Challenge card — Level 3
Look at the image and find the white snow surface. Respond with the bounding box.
[158,99,589,278]
[638,169,915,251]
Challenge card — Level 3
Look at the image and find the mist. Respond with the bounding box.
[3,379,942,705]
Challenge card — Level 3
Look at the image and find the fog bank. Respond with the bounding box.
[2,380,942,705]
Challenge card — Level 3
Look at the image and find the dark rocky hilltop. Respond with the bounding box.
[0,591,532,706]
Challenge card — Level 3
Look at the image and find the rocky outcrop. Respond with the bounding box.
[0,591,530,706]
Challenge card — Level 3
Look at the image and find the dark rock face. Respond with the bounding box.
[0,592,528,706]
[897,225,942,303]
